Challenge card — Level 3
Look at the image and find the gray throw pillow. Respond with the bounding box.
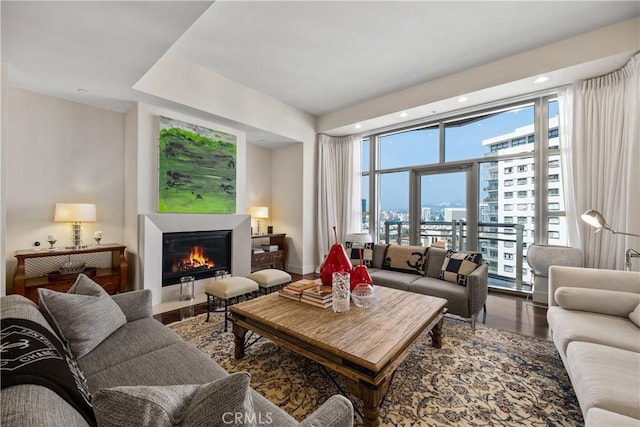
[38,274,127,358]
[92,372,256,427]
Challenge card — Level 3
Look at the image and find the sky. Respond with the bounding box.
[363,101,559,212]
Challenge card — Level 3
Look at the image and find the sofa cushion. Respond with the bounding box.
[82,341,230,393]
[382,245,427,276]
[555,287,640,317]
[38,274,127,358]
[547,306,640,355]
[438,250,483,286]
[585,408,640,427]
[84,340,298,427]
[77,318,188,376]
[371,244,389,269]
[629,303,640,328]
[408,276,469,317]
[345,241,373,267]
[93,372,256,427]
[368,269,420,291]
[567,341,640,420]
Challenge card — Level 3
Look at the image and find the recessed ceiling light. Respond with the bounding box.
[458,96,469,103]
[534,76,549,84]
[399,112,408,118]
[355,123,362,129]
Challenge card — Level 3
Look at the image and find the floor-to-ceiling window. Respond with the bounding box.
[362,94,565,293]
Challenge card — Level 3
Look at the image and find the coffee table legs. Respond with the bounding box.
[233,323,247,359]
[432,315,444,348]
[357,377,392,427]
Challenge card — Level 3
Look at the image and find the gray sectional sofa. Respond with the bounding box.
[1,286,353,426]
[547,265,640,426]
[366,244,488,331]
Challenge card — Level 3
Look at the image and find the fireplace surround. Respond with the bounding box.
[139,214,251,307]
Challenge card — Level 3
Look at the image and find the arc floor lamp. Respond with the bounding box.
[581,209,640,271]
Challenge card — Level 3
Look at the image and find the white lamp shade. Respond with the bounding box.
[345,232,373,243]
[54,203,97,222]
[581,209,607,229]
[249,206,269,219]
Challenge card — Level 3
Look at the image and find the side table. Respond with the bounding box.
[13,244,128,303]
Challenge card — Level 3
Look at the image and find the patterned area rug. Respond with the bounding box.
[168,313,583,426]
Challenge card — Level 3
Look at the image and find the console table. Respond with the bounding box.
[13,244,128,303]
[251,233,287,272]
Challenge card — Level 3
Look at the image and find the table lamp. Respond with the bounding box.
[249,206,269,235]
[581,209,639,270]
[55,203,97,249]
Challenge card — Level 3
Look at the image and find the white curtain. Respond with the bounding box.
[317,134,362,265]
[558,52,640,270]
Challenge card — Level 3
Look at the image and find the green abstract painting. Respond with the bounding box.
[158,116,236,213]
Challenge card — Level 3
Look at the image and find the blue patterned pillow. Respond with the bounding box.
[438,250,483,286]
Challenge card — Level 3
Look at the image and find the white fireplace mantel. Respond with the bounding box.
[139,214,251,309]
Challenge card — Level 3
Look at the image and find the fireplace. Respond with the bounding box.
[162,230,232,286]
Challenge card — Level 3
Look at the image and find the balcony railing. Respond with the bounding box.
[381,220,530,292]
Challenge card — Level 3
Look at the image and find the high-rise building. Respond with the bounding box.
[480,117,565,284]
[421,207,431,221]
[444,208,466,222]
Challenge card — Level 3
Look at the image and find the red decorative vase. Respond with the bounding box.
[319,227,353,286]
[350,264,373,291]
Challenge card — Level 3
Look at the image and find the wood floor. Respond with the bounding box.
[155,273,551,340]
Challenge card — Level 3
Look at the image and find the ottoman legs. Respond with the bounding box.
[205,291,258,332]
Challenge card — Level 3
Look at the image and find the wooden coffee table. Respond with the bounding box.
[230,286,447,426]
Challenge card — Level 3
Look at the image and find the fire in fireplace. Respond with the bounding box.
[162,230,231,286]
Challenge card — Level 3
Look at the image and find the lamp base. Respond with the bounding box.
[69,222,85,250]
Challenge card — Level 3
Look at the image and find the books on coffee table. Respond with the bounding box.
[286,279,316,291]
[300,285,333,308]
[278,279,318,301]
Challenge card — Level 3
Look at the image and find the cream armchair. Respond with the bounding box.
[526,244,583,305]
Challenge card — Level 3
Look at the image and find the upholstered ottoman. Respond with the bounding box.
[250,269,292,294]
[205,277,259,331]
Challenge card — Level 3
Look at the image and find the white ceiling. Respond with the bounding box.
[2,1,639,145]
[171,1,639,116]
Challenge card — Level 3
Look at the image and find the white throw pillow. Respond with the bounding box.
[554,287,640,318]
[629,303,640,328]
[92,372,256,427]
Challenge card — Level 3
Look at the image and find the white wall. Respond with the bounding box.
[1,64,7,295]
[245,143,273,233]
[271,143,306,273]
[4,87,124,294]
[133,56,318,274]
[123,102,248,291]
[123,104,139,286]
